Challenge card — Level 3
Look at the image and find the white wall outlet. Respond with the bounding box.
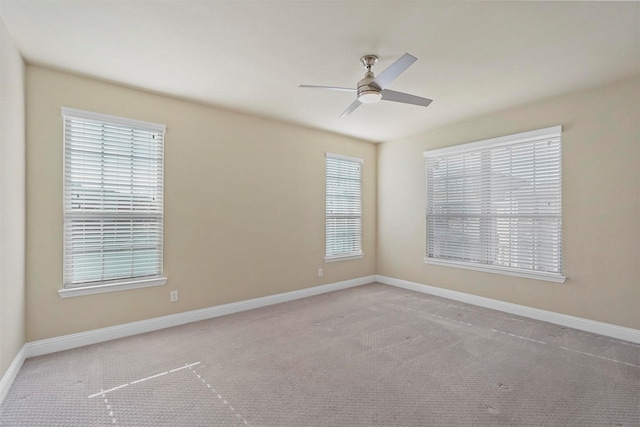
[170,290,178,302]
[318,268,323,277]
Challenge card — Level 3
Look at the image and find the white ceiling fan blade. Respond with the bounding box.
[340,100,362,118]
[370,53,417,90]
[381,89,432,107]
[299,85,356,92]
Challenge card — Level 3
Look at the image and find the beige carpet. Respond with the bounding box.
[1,283,639,426]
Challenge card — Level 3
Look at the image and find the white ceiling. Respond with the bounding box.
[1,1,638,142]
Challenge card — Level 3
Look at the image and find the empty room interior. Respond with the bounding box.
[0,1,639,426]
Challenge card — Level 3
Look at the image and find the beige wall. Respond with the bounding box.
[26,66,376,341]
[378,76,640,329]
[21,65,640,342]
[0,17,26,377]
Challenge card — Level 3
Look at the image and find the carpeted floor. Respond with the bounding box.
[1,283,639,426]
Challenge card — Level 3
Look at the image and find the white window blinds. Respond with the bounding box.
[325,153,363,261]
[424,126,564,282]
[63,107,165,288]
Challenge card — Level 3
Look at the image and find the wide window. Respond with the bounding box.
[61,107,166,296]
[325,153,363,261]
[424,126,564,283]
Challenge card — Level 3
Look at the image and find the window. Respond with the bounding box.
[325,153,363,261]
[424,126,565,283]
[61,107,166,297]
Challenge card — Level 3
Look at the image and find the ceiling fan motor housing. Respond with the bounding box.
[357,77,382,103]
[357,55,382,103]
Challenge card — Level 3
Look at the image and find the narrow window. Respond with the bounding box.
[325,153,363,261]
[424,126,564,283]
[62,108,166,293]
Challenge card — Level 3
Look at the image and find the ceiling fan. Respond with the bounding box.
[300,53,433,118]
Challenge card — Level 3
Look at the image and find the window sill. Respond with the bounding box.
[424,258,566,283]
[58,277,168,298]
[325,253,364,263]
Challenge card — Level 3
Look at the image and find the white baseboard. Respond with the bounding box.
[0,345,26,405]
[26,275,376,358]
[376,275,640,344]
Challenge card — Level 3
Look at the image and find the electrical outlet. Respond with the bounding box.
[170,290,178,303]
[318,268,323,277]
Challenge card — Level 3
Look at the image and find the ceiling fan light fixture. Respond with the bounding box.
[358,90,382,104]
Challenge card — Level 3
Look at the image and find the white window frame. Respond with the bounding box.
[424,126,565,283]
[59,107,167,298]
[325,153,364,262]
